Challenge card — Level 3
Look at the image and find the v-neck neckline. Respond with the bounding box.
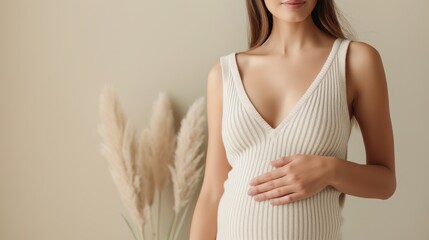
[230,37,342,134]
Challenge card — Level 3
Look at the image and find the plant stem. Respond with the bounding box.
[120,212,139,240]
[172,174,204,240]
[150,205,156,239]
[157,190,162,240]
[139,226,145,240]
[168,213,179,240]
[172,198,192,240]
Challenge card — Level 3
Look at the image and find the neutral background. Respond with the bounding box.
[1,0,428,239]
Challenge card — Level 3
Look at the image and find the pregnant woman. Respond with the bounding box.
[190,0,396,239]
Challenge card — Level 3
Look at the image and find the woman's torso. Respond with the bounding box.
[216,37,352,240]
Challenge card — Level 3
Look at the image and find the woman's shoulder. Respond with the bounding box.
[345,39,384,80]
[345,38,387,103]
[346,39,383,66]
[207,52,235,85]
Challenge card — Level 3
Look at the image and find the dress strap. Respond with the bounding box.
[338,39,352,83]
[337,38,356,138]
[219,54,231,86]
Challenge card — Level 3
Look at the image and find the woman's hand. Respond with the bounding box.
[247,154,336,205]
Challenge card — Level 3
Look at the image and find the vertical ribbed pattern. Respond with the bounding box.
[216,38,352,240]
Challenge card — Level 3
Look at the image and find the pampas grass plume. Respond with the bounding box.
[97,85,146,232]
[169,96,206,214]
[137,128,155,207]
[166,96,207,240]
[148,92,176,192]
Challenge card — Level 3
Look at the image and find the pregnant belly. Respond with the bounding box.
[216,175,344,240]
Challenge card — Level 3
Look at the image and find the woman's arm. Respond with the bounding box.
[327,41,396,199]
[189,60,231,239]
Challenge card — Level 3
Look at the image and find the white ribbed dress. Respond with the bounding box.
[216,38,352,240]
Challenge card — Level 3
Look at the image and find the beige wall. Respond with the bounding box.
[1,0,428,239]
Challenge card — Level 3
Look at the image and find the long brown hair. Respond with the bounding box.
[246,0,356,49]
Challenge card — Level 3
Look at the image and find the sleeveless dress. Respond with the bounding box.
[216,37,352,240]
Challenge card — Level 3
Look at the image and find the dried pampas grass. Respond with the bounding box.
[167,96,206,240]
[98,85,207,240]
[148,93,176,192]
[137,128,155,207]
[97,85,147,238]
[146,92,177,240]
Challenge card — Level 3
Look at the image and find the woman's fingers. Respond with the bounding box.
[248,177,287,196]
[249,166,288,186]
[270,192,305,205]
[251,185,295,202]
